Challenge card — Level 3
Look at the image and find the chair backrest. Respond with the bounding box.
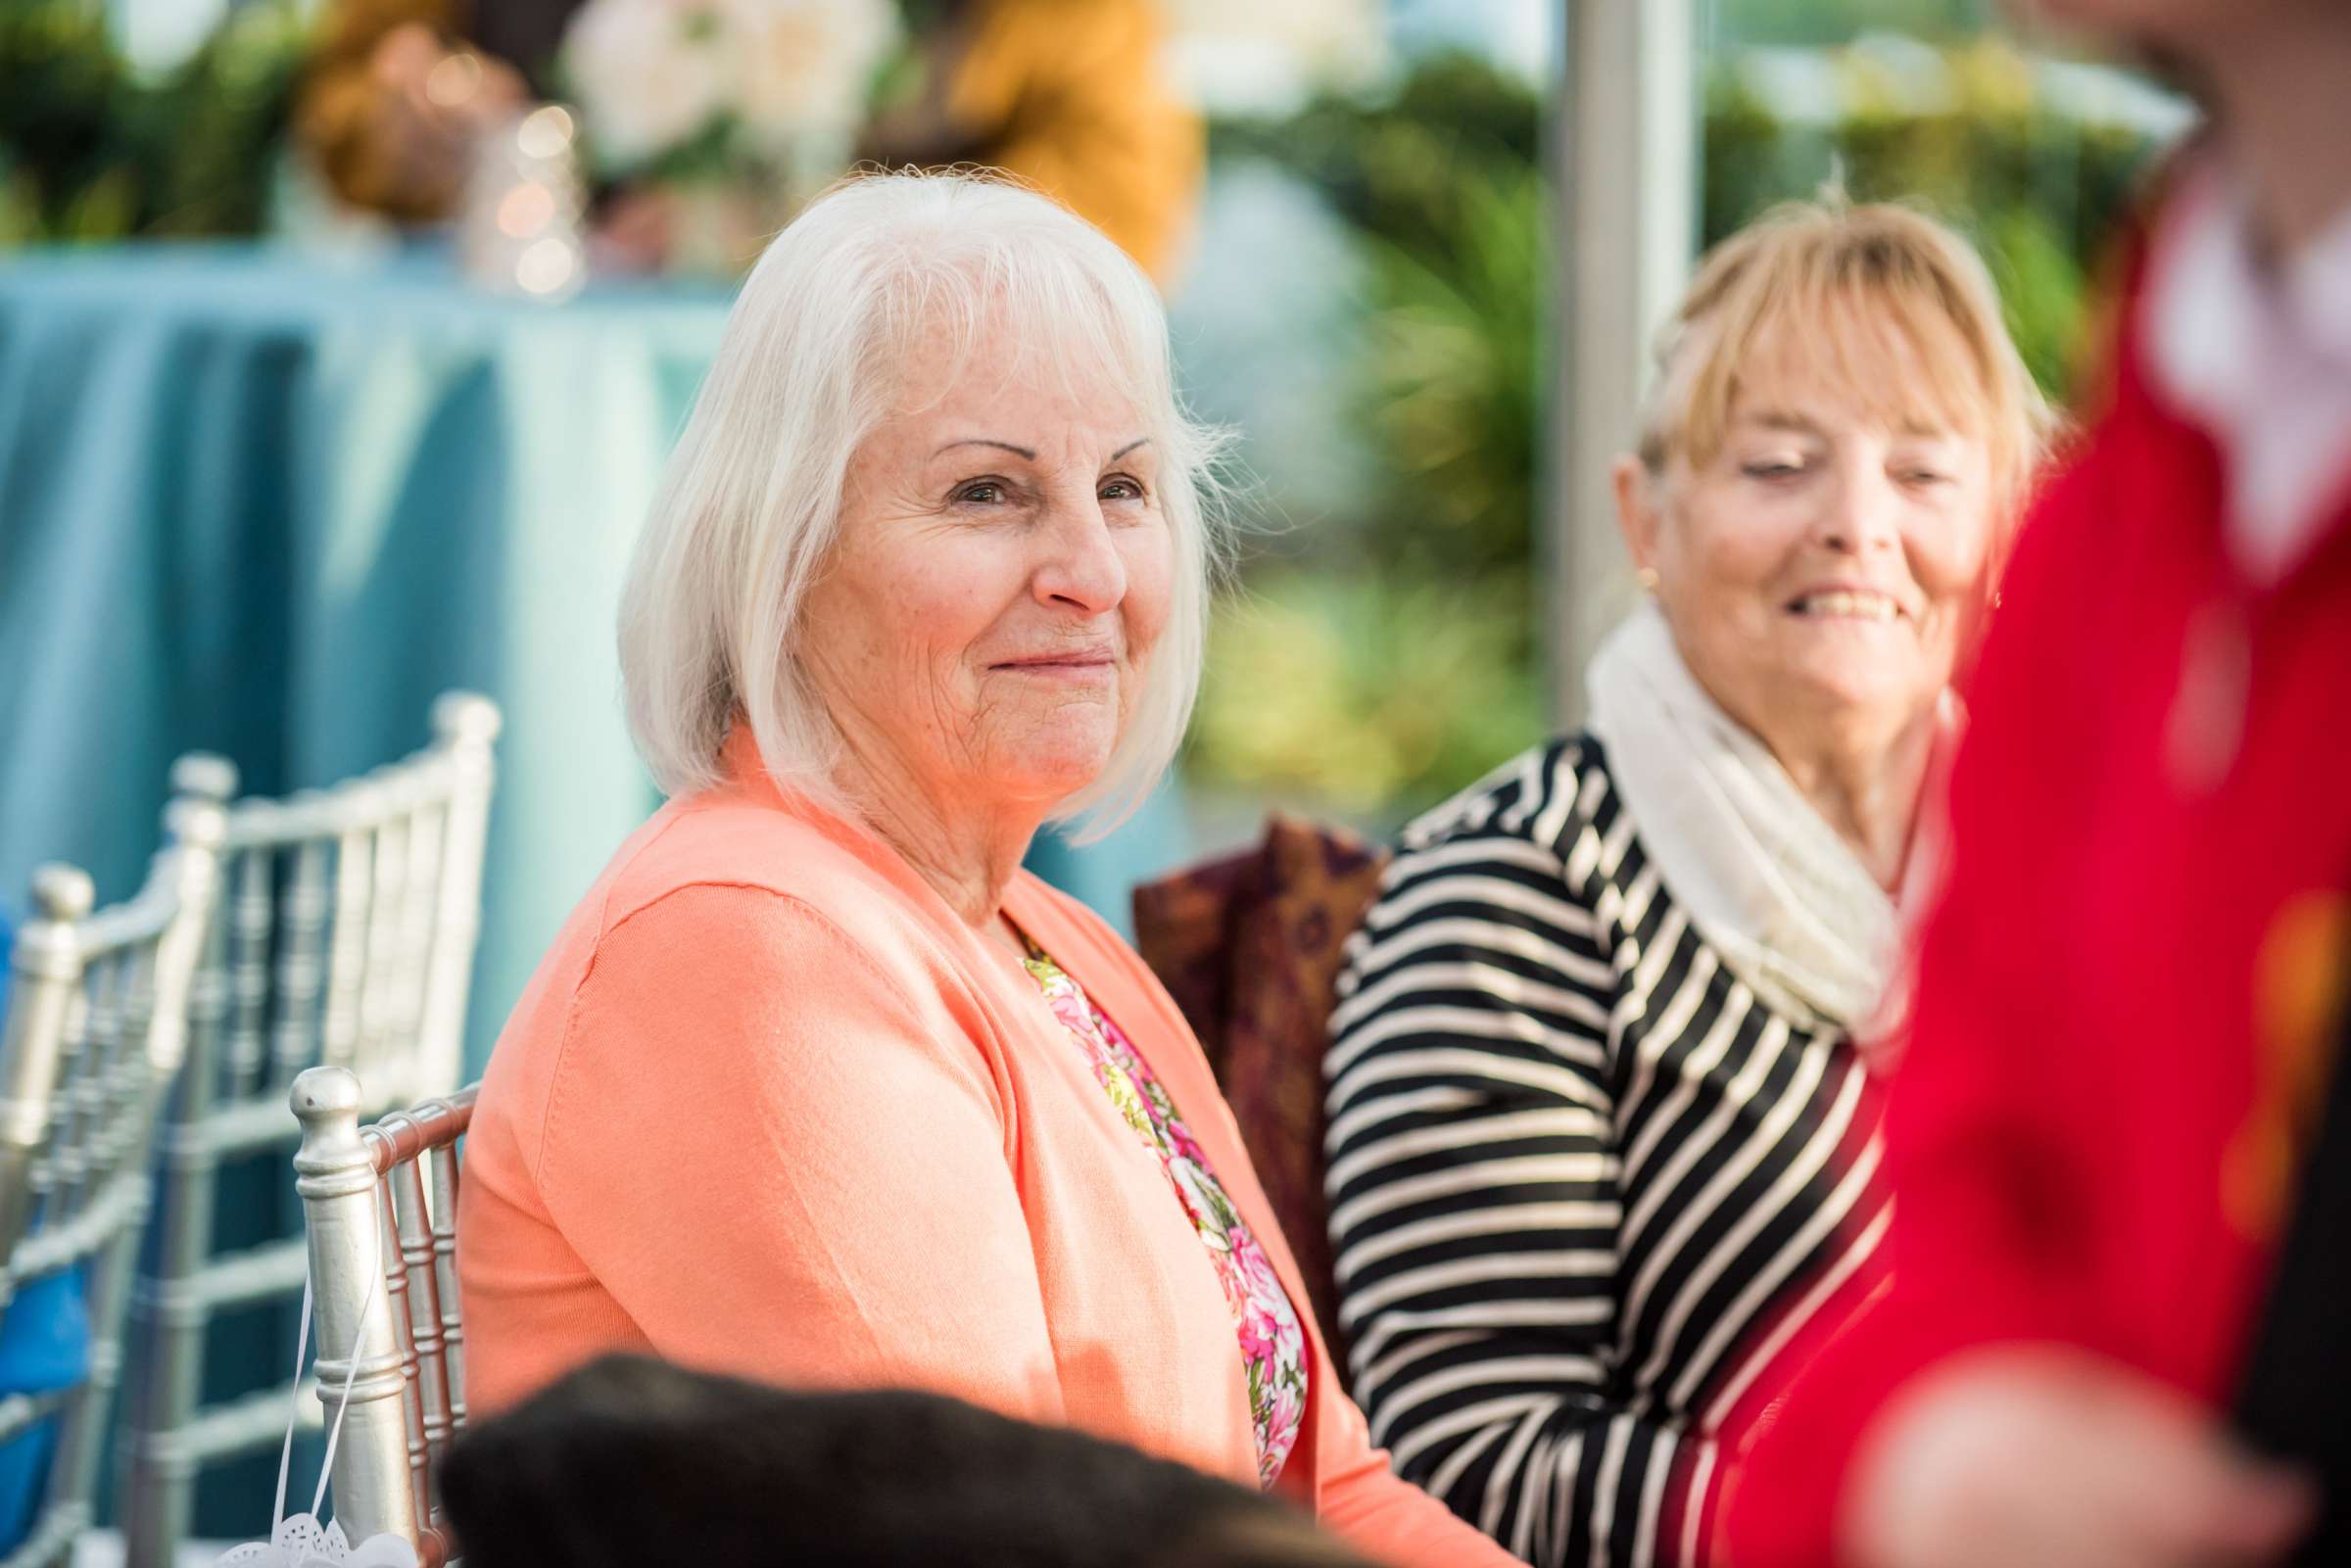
[0,790,225,1567]
[290,1065,474,1568]
[1131,815,1389,1376]
[119,693,500,1568]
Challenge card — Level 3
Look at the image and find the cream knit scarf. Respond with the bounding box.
[1585,603,1950,1035]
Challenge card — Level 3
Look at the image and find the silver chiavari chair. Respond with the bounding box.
[289,1066,473,1568]
[0,789,227,1568]
[118,694,500,1568]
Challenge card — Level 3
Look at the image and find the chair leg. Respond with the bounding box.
[291,1069,422,1550]
[118,1442,195,1568]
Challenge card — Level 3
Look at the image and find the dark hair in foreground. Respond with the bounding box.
[440,1354,1376,1568]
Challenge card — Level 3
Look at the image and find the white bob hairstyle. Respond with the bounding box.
[618,170,1229,838]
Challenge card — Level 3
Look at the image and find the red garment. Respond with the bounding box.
[1723,241,2351,1567]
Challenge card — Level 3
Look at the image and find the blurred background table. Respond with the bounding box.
[1,241,723,1070]
[0,243,1188,1073]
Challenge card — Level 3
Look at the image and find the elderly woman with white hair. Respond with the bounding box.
[455,172,1514,1566]
[1323,199,2051,1567]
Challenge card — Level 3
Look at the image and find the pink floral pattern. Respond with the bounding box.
[1021,941,1308,1488]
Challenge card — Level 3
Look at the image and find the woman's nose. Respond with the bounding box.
[1032,497,1128,614]
[1813,465,1902,555]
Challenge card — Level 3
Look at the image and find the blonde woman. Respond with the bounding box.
[1324,200,2050,1567]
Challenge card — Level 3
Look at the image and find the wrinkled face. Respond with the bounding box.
[796,308,1174,818]
[1620,316,1996,750]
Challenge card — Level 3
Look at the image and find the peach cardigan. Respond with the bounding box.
[457,736,1511,1567]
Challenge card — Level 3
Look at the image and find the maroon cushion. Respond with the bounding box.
[1133,817,1389,1375]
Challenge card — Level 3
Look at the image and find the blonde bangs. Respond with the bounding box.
[1682,274,1998,467]
[1642,200,2053,515]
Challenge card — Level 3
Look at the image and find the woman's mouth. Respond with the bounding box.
[992,654,1117,680]
[1786,590,1905,623]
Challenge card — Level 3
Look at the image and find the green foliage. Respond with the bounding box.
[1356,160,1545,586]
[1195,56,1551,817]
[1215,55,1545,591]
[1981,204,2088,395]
[136,2,312,235]
[0,0,307,244]
[1214,52,1539,256]
[1712,0,1992,47]
[1191,571,1546,817]
[0,1,132,240]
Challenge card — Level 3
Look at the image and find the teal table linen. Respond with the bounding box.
[0,242,728,1071]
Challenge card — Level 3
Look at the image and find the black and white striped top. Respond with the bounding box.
[1325,735,1890,1568]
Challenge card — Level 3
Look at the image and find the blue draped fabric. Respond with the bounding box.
[0,242,730,1069]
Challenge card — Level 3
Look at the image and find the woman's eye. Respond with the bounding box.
[953,481,1008,505]
[1897,468,1952,488]
[1100,478,1144,501]
[1742,459,1804,481]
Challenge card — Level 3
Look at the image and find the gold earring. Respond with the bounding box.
[1637,567,1660,594]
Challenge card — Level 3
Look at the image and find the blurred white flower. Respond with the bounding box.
[1165,0,1388,118]
[563,0,897,169]
[561,0,732,168]
[722,0,900,152]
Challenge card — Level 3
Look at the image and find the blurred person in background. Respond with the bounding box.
[293,0,536,225]
[1725,3,2351,1567]
[1322,199,2049,1568]
[444,1354,1383,1568]
[455,171,1515,1568]
[858,0,1202,285]
[294,0,1201,281]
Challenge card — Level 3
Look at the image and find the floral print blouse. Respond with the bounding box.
[1019,939,1309,1488]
